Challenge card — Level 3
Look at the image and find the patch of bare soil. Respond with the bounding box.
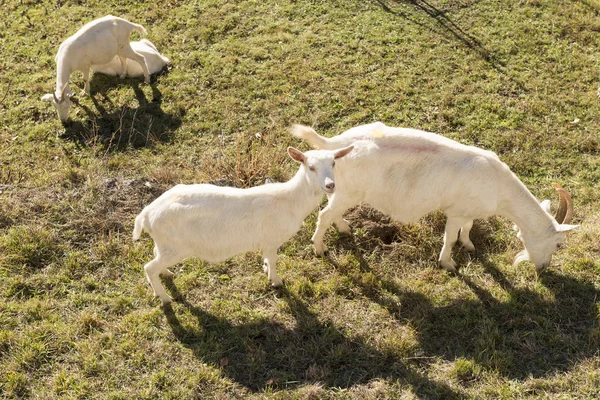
[344,205,400,245]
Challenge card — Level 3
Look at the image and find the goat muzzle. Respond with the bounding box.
[552,183,573,224]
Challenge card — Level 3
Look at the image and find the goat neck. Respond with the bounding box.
[498,174,557,238]
[55,54,71,100]
[275,166,324,217]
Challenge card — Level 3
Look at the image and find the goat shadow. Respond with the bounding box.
[61,71,183,151]
[370,0,531,92]
[372,0,500,67]
[162,282,466,398]
[322,232,600,380]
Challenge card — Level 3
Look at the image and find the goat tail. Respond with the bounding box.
[133,211,148,241]
[133,23,148,36]
[290,124,337,150]
[113,17,148,36]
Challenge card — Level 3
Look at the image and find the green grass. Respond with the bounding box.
[1,0,600,398]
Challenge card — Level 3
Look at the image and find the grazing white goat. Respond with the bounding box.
[291,122,577,272]
[91,39,169,78]
[41,15,151,121]
[133,146,354,304]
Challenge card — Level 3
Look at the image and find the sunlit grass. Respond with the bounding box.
[1,0,599,398]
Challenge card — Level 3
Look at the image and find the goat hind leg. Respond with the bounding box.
[153,246,175,277]
[333,215,351,233]
[143,254,180,304]
[120,46,150,83]
[263,251,282,287]
[459,220,475,252]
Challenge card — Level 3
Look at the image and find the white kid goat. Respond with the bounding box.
[291,122,577,273]
[42,15,151,121]
[91,39,169,78]
[133,146,353,305]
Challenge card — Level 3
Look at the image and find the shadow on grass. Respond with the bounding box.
[61,73,182,151]
[371,0,513,74]
[162,281,464,398]
[325,243,600,380]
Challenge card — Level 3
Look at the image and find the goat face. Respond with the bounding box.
[41,84,71,121]
[287,146,354,194]
[514,183,578,271]
[516,223,578,272]
[41,94,70,121]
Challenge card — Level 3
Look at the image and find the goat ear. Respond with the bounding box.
[557,224,579,233]
[41,94,54,102]
[512,224,523,240]
[513,249,529,266]
[334,145,354,159]
[287,147,306,163]
[540,199,551,214]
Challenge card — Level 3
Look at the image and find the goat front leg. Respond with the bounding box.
[325,192,351,233]
[263,250,282,287]
[439,217,470,272]
[312,207,335,256]
[82,67,91,95]
[312,194,352,256]
[118,56,128,79]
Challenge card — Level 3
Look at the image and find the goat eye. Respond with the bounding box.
[332,161,336,167]
[309,165,316,172]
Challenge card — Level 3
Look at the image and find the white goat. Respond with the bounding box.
[91,39,169,78]
[133,146,354,304]
[41,15,151,121]
[291,122,577,272]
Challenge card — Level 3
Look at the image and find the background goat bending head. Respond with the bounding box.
[41,15,150,121]
[133,145,353,305]
[90,39,170,78]
[291,122,578,273]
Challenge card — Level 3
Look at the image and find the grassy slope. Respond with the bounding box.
[1,0,600,398]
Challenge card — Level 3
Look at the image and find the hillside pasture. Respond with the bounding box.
[1,0,600,398]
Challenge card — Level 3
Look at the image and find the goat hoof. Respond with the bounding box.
[314,245,328,257]
[463,242,476,252]
[160,296,173,305]
[271,277,283,287]
[336,220,351,233]
[535,266,548,275]
[439,260,457,273]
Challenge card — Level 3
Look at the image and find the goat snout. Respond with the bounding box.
[324,178,335,191]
